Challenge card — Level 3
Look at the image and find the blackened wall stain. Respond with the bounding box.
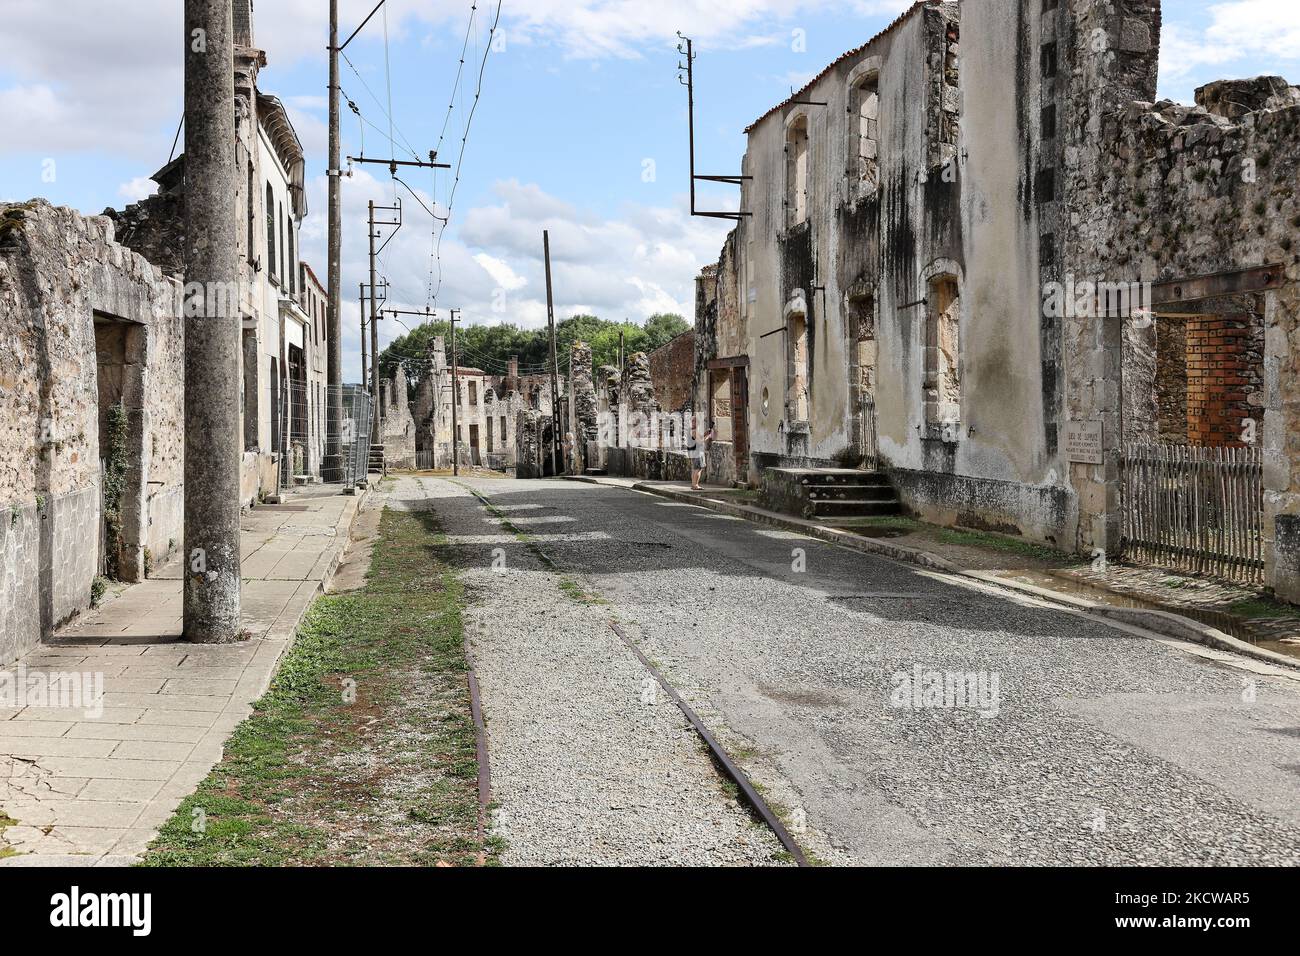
[781,222,817,422]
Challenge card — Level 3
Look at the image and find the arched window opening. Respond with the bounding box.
[924,275,961,438]
[852,74,880,194]
[785,116,810,229]
[265,183,276,280]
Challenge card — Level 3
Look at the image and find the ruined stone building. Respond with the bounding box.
[0,0,331,665]
[681,0,1300,601]
[379,365,417,470]
[0,201,185,664]
[107,0,324,505]
[411,343,544,471]
[297,262,330,478]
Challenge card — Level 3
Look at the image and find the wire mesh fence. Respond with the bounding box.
[258,380,372,488]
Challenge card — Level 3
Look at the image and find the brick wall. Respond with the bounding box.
[1185,314,1263,447]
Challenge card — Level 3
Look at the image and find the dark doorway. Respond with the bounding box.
[93,315,145,581]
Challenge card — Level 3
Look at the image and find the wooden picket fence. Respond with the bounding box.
[1121,443,1264,583]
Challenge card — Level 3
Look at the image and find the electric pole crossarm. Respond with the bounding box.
[348,155,451,170]
[381,308,437,318]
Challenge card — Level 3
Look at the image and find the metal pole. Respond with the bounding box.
[359,281,368,403]
[685,37,696,216]
[544,230,561,478]
[450,310,460,477]
[182,0,241,642]
[368,200,380,444]
[323,0,344,482]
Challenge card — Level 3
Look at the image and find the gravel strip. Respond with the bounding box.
[409,477,786,867]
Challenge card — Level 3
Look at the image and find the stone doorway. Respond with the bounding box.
[93,314,146,582]
[1121,286,1269,583]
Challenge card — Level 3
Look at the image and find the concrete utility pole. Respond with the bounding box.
[544,230,561,478]
[323,0,344,482]
[182,0,241,642]
[359,280,368,402]
[450,309,460,477]
[368,200,380,443]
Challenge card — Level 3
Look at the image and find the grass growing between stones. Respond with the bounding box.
[1228,597,1300,620]
[0,812,19,860]
[140,507,492,867]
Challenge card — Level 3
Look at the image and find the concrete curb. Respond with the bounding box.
[251,486,370,696]
[570,476,1300,673]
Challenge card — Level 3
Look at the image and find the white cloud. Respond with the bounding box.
[117,177,157,203]
[474,253,529,291]
[296,171,727,381]
[1159,0,1300,98]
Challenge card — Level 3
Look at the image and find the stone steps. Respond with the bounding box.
[807,497,902,518]
[762,467,903,520]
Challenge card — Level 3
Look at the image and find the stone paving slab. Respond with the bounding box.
[0,484,363,866]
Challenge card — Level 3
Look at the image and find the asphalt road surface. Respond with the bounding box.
[431,476,1300,866]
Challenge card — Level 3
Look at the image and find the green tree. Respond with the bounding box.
[374,312,692,399]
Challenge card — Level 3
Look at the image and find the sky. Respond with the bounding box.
[3,0,1299,383]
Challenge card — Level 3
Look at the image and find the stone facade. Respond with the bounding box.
[1055,0,1300,599]
[568,341,598,472]
[108,0,319,506]
[0,199,185,664]
[685,0,1300,600]
[411,338,543,471]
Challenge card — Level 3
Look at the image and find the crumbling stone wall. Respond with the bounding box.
[0,199,184,664]
[1060,0,1300,599]
[514,408,550,478]
[380,366,417,469]
[1155,315,1188,442]
[622,352,656,416]
[102,172,185,280]
[569,342,598,472]
[647,331,695,414]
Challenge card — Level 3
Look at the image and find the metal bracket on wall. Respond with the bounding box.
[678,32,752,221]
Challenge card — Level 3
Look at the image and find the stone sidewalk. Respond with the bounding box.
[0,484,364,866]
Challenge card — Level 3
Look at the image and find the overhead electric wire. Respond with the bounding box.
[430,0,504,309]
[339,49,422,163]
[426,2,479,305]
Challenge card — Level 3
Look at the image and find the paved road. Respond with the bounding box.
[413,476,785,866]
[436,476,1300,866]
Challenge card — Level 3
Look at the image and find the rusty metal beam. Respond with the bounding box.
[707,355,750,370]
[1150,264,1286,305]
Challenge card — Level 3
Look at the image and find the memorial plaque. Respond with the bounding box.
[1064,420,1104,465]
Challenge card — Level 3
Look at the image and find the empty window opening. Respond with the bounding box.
[852,75,880,194]
[265,183,276,280]
[788,310,810,423]
[924,276,961,434]
[786,116,810,229]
